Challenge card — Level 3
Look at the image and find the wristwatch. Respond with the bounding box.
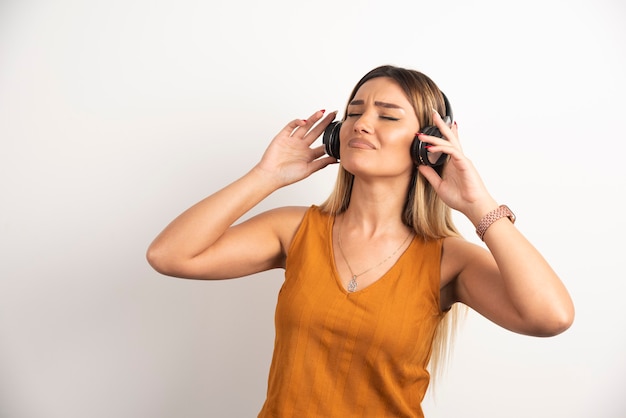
[475,205,516,241]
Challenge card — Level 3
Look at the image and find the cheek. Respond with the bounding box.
[389,131,419,165]
[339,121,349,139]
[387,129,417,150]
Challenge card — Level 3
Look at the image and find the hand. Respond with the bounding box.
[254,110,338,188]
[417,110,498,225]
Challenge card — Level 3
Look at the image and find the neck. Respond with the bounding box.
[342,176,411,237]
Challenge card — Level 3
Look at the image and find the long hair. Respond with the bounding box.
[319,65,464,380]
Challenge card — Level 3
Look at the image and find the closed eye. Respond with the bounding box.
[346,113,399,121]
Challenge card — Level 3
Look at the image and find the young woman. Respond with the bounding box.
[147,65,575,417]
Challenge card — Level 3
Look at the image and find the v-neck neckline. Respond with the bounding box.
[329,214,416,296]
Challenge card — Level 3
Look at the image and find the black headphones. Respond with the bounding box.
[323,92,453,167]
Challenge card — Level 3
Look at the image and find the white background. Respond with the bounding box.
[1,0,625,417]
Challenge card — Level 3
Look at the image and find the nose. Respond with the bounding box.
[353,112,374,134]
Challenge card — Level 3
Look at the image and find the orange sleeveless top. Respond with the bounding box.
[258,206,444,418]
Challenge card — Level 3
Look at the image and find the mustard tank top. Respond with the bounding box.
[258,206,444,418]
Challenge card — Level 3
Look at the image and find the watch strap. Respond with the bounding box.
[475,205,516,241]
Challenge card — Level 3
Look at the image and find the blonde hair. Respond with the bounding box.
[319,65,465,379]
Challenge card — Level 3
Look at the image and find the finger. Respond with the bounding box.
[310,144,333,160]
[451,120,459,136]
[282,118,308,138]
[302,110,338,145]
[417,133,466,166]
[431,109,461,149]
[307,153,338,174]
[448,120,462,151]
[417,164,442,189]
[292,109,328,138]
[416,132,453,148]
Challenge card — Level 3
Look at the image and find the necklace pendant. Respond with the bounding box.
[347,275,358,292]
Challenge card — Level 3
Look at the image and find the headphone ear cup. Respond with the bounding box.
[412,92,453,167]
[323,121,342,159]
[411,125,448,167]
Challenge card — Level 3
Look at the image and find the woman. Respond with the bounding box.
[146,65,574,417]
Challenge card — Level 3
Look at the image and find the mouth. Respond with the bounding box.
[347,138,376,150]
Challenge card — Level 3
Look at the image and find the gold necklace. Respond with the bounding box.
[337,216,413,293]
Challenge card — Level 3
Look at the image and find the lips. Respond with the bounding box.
[347,138,375,149]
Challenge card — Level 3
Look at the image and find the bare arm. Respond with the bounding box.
[441,232,574,337]
[422,112,574,337]
[146,109,337,280]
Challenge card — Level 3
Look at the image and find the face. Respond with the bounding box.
[339,77,419,178]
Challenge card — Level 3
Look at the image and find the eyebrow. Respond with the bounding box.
[348,99,405,110]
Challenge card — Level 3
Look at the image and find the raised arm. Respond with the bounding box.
[420,111,574,337]
[146,109,337,280]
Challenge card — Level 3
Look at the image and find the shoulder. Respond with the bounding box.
[441,236,491,279]
[263,205,311,219]
[257,205,310,229]
[260,205,315,251]
[442,235,480,259]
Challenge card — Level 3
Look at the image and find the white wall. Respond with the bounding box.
[1,0,625,417]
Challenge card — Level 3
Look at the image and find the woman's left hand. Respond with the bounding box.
[416,110,498,225]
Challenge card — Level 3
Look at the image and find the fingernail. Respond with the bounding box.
[432,108,440,117]
[320,109,326,114]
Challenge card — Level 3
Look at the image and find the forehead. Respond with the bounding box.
[352,77,411,105]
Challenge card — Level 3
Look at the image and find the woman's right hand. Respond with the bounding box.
[254,109,338,188]
[147,109,338,280]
